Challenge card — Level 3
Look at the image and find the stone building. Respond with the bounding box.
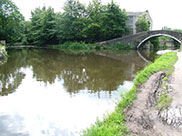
[126,10,153,34]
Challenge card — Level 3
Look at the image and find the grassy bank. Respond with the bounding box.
[82,52,178,136]
[50,42,134,54]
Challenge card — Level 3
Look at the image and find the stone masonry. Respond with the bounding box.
[99,30,182,49]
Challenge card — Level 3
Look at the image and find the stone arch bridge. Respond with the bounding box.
[99,30,182,49]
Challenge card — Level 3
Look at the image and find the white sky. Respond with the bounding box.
[12,0,182,30]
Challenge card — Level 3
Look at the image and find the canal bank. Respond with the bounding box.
[83,52,178,136]
[125,51,182,136]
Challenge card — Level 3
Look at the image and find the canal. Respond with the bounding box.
[0,48,157,136]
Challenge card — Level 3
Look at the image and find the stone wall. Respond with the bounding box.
[99,30,182,49]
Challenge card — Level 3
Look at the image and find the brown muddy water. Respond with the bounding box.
[0,48,157,136]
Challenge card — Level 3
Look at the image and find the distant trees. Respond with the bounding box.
[0,0,130,46]
[0,0,24,43]
[26,0,129,46]
[135,14,150,33]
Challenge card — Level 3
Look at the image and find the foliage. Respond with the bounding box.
[83,52,178,136]
[100,1,129,41]
[83,0,129,42]
[29,7,57,45]
[22,21,32,44]
[51,42,133,54]
[24,0,129,46]
[52,42,93,54]
[156,78,173,110]
[0,0,24,43]
[172,29,182,33]
[150,37,160,49]
[56,0,87,42]
[157,88,172,110]
[135,14,150,33]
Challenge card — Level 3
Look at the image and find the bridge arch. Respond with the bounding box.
[137,33,181,49]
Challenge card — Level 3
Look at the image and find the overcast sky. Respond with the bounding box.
[12,0,182,30]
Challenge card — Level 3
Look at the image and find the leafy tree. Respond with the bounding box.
[0,0,24,43]
[57,0,87,42]
[22,21,32,44]
[30,7,57,45]
[100,1,129,40]
[135,14,150,33]
[82,0,104,42]
[83,0,129,42]
[25,0,130,45]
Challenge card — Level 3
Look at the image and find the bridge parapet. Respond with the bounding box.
[99,30,182,49]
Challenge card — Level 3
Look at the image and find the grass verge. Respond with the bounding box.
[82,52,178,136]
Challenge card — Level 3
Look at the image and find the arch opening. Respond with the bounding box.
[137,34,181,49]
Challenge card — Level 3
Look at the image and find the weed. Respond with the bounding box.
[157,90,173,110]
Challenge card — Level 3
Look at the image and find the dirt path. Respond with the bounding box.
[125,52,182,136]
[170,52,182,106]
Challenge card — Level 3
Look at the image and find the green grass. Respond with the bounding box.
[82,52,178,136]
[134,52,178,86]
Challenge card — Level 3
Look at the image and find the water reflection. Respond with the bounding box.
[0,49,148,96]
[0,48,157,136]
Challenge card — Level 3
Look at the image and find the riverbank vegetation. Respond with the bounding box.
[83,52,178,136]
[51,42,134,54]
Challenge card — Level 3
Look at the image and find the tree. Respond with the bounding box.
[83,0,129,42]
[22,21,32,44]
[25,0,131,44]
[82,0,104,42]
[100,1,129,40]
[135,14,150,33]
[56,0,87,42]
[0,0,24,43]
[30,6,57,45]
